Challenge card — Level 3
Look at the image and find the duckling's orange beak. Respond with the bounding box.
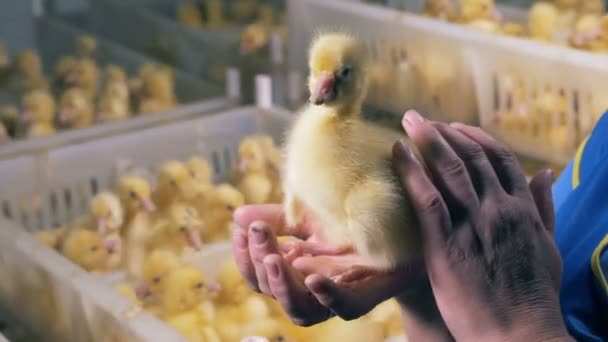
[239,158,249,172]
[140,197,156,212]
[97,218,107,236]
[20,110,32,122]
[489,5,502,21]
[135,281,150,300]
[310,72,336,105]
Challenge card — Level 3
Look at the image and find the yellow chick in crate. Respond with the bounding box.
[423,0,458,21]
[570,14,607,51]
[147,203,205,255]
[54,55,77,87]
[22,90,56,137]
[528,2,560,42]
[204,0,225,29]
[187,156,214,184]
[98,90,130,123]
[76,35,97,59]
[368,299,404,338]
[117,176,156,223]
[58,87,94,129]
[232,0,258,22]
[153,160,192,211]
[65,57,99,100]
[14,49,49,92]
[204,184,244,242]
[159,265,217,320]
[282,33,422,284]
[177,0,205,29]
[237,137,273,205]
[458,0,502,33]
[214,259,250,306]
[60,229,111,273]
[139,250,183,302]
[139,67,177,114]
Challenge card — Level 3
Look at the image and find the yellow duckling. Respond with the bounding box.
[531,91,569,138]
[204,184,244,243]
[60,229,111,273]
[139,67,177,114]
[570,14,607,51]
[153,161,192,210]
[21,90,56,137]
[58,87,94,129]
[65,57,99,99]
[237,137,273,205]
[252,135,283,202]
[232,0,257,22]
[139,249,183,303]
[97,90,130,123]
[186,156,213,184]
[159,265,217,327]
[177,0,205,29]
[459,0,502,33]
[555,0,578,29]
[204,0,224,29]
[54,56,77,86]
[214,259,250,306]
[0,40,10,73]
[423,0,458,21]
[102,65,130,102]
[147,203,205,255]
[76,35,97,58]
[117,175,156,224]
[14,49,48,88]
[528,2,560,42]
[579,0,605,16]
[368,299,405,338]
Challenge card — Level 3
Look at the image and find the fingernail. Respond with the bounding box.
[310,279,331,294]
[250,225,267,244]
[267,262,280,278]
[546,168,554,182]
[403,110,424,127]
[234,231,247,248]
[394,140,410,159]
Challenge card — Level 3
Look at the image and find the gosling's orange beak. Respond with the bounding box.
[20,110,32,122]
[135,281,150,300]
[310,72,336,105]
[59,109,72,123]
[489,5,502,21]
[183,228,203,251]
[140,197,156,212]
[239,158,249,172]
[97,218,107,236]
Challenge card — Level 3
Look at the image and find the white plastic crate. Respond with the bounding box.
[0,99,292,340]
[466,32,608,165]
[0,16,240,160]
[62,0,279,105]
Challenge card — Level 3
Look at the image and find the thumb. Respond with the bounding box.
[529,169,555,236]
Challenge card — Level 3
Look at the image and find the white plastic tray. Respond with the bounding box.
[0,16,240,160]
[0,99,292,341]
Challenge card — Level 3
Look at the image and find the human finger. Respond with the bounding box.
[393,139,451,255]
[232,227,259,291]
[432,122,503,197]
[450,123,530,198]
[248,221,281,295]
[402,111,479,215]
[263,254,332,326]
[234,204,312,239]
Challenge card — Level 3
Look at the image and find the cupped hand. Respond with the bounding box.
[396,111,570,341]
[232,204,428,326]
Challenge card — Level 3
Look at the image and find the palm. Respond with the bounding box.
[233,204,425,324]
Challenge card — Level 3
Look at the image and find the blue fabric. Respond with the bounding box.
[553,112,608,341]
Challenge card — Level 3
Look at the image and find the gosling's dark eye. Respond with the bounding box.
[170,180,177,187]
[153,276,161,284]
[180,226,187,232]
[226,205,234,211]
[339,66,352,78]
[194,282,204,289]
[90,246,98,252]
[129,191,137,199]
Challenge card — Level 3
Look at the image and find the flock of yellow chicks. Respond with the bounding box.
[30,133,403,341]
[176,0,287,57]
[0,35,177,144]
[423,0,608,52]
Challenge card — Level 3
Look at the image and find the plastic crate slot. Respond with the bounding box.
[223,148,232,172]
[492,73,499,114]
[212,151,221,175]
[63,188,72,219]
[90,178,99,196]
[2,201,10,219]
